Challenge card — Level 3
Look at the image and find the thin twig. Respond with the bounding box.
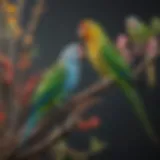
[72,78,112,103]
[22,0,45,48]
[5,0,25,135]
[15,0,45,98]
[15,78,111,145]
[133,55,157,76]
[11,1,45,131]
[7,0,45,140]
[16,0,25,28]
[1,2,26,159]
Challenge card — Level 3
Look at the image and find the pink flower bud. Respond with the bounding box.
[116,34,128,50]
[146,37,158,58]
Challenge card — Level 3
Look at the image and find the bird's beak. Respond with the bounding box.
[77,27,83,39]
[78,44,86,60]
[77,23,86,39]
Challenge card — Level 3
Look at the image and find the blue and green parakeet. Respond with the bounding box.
[21,43,82,143]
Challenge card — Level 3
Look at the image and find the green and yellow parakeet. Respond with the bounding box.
[77,19,158,143]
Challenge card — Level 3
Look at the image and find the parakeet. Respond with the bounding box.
[125,16,157,88]
[125,16,152,46]
[150,16,160,36]
[77,19,158,142]
[21,43,82,142]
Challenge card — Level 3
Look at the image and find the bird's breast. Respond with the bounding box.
[87,43,108,76]
[64,63,80,91]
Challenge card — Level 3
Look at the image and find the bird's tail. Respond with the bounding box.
[118,79,159,143]
[21,114,39,144]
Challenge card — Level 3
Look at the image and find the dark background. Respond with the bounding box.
[25,0,160,159]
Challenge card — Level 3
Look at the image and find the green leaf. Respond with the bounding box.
[89,136,106,154]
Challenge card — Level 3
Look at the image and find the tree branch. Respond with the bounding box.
[6,0,45,142]
[12,54,159,159]
[8,97,101,160]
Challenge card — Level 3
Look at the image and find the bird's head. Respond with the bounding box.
[59,43,84,65]
[125,15,141,32]
[77,19,103,43]
[151,17,160,34]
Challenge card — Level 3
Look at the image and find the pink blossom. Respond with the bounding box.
[116,34,132,64]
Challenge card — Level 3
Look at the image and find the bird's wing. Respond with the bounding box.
[100,44,133,83]
[31,63,67,109]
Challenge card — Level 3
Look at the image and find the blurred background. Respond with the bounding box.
[2,0,160,159]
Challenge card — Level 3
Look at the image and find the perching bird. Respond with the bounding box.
[21,43,82,143]
[125,16,157,88]
[150,16,160,36]
[125,16,152,46]
[77,19,158,143]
